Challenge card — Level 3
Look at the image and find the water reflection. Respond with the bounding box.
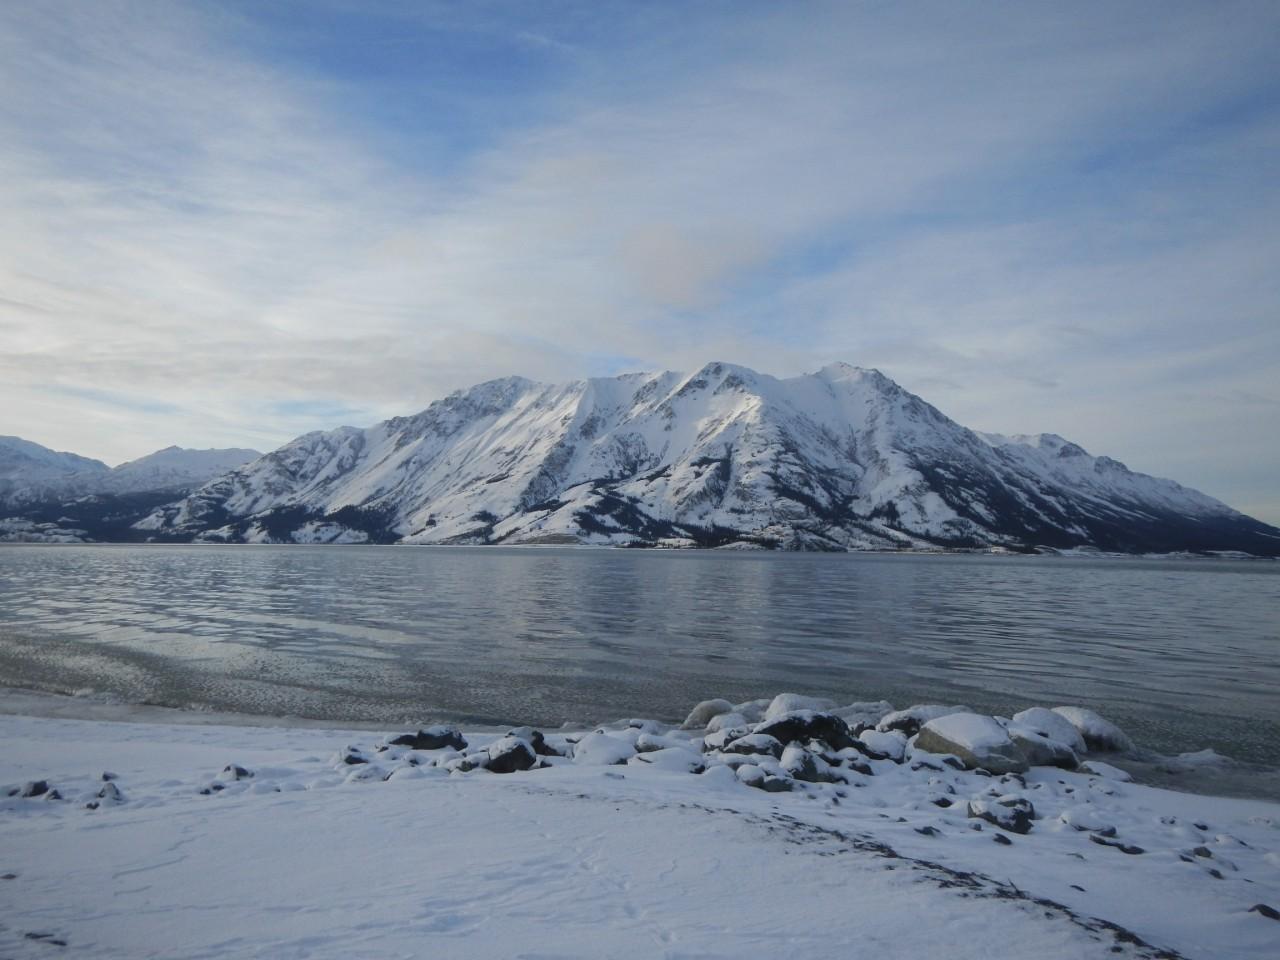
[0,545,1276,768]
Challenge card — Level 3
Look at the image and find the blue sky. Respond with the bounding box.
[1,0,1278,522]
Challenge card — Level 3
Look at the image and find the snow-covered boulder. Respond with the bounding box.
[1011,707,1087,754]
[701,726,753,752]
[914,714,1028,774]
[571,732,636,766]
[634,731,690,754]
[506,726,561,757]
[763,693,835,722]
[706,712,750,734]
[389,727,471,757]
[1058,805,1117,835]
[681,699,736,730]
[858,729,908,762]
[486,737,537,774]
[1051,707,1134,753]
[734,763,793,793]
[780,744,839,783]
[754,712,857,751]
[877,704,971,737]
[721,733,784,759]
[629,747,705,775]
[1004,723,1079,769]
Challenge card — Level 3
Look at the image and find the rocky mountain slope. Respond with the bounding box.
[134,362,1280,555]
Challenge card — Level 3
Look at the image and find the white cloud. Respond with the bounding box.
[1,1,1277,521]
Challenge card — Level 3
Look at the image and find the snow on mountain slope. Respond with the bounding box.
[135,363,1280,555]
[100,446,263,495]
[0,436,108,506]
[0,438,261,516]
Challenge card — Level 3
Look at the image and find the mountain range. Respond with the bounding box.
[0,439,261,543]
[51,360,1271,556]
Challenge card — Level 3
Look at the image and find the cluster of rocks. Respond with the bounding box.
[298,693,1137,833]
[4,771,124,809]
[680,693,1132,787]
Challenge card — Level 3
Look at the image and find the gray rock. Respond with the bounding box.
[780,744,839,783]
[1007,726,1078,769]
[967,796,1035,835]
[1050,707,1134,753]
[914,714,1028,774]
[18,780,48,798]
[1011,707,1087,754]
[721,733,784,759]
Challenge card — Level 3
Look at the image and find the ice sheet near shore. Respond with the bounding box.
[3,696,1279,960]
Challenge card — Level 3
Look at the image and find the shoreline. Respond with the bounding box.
[5,684,1279,803]
[3,539,1277,560]
[2,698,1278,959]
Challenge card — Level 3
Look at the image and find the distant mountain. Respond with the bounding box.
[99,446,264,496]
[0,439,261,542]
[0,435,108,505]
[134,363,1280,556]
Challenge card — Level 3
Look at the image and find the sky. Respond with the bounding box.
[1,0,1278,523]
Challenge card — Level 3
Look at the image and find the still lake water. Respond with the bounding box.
[1,544,1277,777]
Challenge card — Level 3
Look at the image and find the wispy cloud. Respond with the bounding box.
[1,1,1278,520]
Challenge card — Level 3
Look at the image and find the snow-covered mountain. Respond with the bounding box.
[135,363,1280,555]
[99,446,264,496]
[0,436,109,505]
[0,439,261,507]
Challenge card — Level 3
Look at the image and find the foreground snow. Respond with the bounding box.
[2,702,1279,959]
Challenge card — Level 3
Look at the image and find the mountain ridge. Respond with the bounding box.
[130,362,1279,555]
[0,439,262,543]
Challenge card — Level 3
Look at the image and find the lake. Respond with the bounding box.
[1,544,1277,792]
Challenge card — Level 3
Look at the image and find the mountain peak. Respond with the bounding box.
[129,363,1278,555]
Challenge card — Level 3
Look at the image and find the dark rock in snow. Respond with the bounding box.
[507,726,560,757]
[721,734,784,759]
[1088,834,1145,855]
[389,726,467,751]
[18,780,49,798]
[221,765,253,780]
[992,833,1013,845]
[486,737,537,774]
[1248,903,1280,921]
[967,796,1035,835]
[753,712,857,751]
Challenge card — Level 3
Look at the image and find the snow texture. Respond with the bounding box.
[2,696,1279,960]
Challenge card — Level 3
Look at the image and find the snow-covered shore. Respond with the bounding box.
[3,695,1279,959]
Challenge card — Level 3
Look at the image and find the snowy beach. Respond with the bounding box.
[3,694,1278,959]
